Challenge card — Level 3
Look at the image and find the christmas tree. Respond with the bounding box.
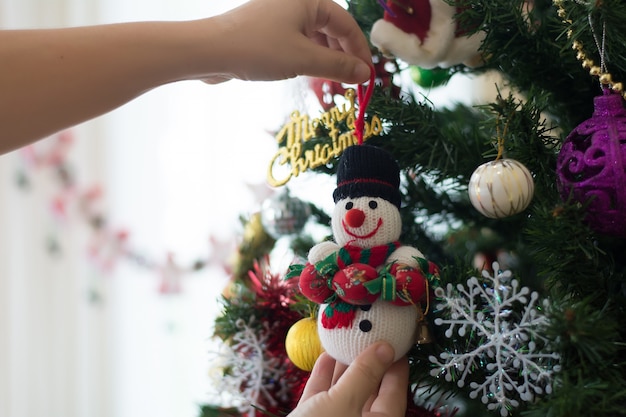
[205,0,626,416]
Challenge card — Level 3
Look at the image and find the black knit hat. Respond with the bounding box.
[333,145,401,208]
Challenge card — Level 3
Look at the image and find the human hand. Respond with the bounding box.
[197,0,372,84]
[0,0,372,151]
[288,342,409,417]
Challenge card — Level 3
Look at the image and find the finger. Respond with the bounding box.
[201,74,232,85]
[331,360,348,385]
[294,41,371,84]
[298,352,335,403]
[314,0,372,64]
[324,34,343,52]
[329,341,396,407]
[309,32,343,52]
[309,32,331,49]
[369,356,410,417]
[362,391,377,413]
[301,0,371,83]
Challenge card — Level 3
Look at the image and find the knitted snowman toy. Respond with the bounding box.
[370,0,485,69]
[293,145,438,365]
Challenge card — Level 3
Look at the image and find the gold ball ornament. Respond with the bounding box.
[285,317,324,372]
[468,158,535,218]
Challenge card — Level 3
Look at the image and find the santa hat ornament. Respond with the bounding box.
[370,0,485,69]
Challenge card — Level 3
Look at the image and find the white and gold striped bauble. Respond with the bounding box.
[468,159,534,218]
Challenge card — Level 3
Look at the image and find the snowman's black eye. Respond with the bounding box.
[369,200,378,209]
[359,304,372,311]
[359,319,372,332]
[345,201,354,210]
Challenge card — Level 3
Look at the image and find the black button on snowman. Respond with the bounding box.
[295,144,438,365]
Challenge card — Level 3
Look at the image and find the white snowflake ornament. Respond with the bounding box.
[429,262,560,416]
[213,317,291,417]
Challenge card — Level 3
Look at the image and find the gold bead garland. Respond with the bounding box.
[553,0,626,99]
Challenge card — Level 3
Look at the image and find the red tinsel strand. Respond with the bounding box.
[355,67,376,145]
[248,255,299,308]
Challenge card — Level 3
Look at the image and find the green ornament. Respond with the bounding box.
[409,66,453,88]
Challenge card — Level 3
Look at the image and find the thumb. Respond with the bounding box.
[330,342,396,406]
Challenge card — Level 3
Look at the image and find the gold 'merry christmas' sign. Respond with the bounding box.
[267,89,382,187]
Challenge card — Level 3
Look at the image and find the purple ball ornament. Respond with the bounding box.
[556,91,626,237]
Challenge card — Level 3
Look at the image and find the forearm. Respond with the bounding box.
[0,0,372,154]
[0,21,215,153]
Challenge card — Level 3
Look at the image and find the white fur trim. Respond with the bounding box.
[386,246,425,268]
[308,241,340,264]
[370,0,483,68]
[439,31,486,68]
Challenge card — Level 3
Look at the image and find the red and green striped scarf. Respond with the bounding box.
[314,241,401,276]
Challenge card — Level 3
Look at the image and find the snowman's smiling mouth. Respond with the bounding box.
[342,217,383,239]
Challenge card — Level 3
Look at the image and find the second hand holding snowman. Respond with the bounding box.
[294,144,438,365]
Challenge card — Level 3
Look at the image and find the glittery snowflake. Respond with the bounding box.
[429,262,561,416]
[212,317,292,417]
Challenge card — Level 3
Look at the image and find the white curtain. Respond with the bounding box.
[0,1,301,417]
[0,1,113,416]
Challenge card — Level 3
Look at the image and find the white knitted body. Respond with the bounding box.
[318,299,418,365]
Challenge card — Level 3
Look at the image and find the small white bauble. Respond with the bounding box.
[468,158,534,219]
[318,299,417,365]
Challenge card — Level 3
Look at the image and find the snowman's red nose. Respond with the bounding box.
[345,208,365,228]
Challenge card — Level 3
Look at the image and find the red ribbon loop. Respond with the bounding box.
[355,66,376,145]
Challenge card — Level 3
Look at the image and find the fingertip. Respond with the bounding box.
[329,342,397,407]
[299,352,334,402]
[370,354,410,415]
[374,341,395,367]
[311,351,333,375]
[297,36,363,81]
[324,55,372,85]
[353,61,372,84]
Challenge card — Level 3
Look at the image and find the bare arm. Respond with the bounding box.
[0,0,372,154]
[0,22,199,152]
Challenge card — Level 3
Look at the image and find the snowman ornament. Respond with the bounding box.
[295,145,438,365]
